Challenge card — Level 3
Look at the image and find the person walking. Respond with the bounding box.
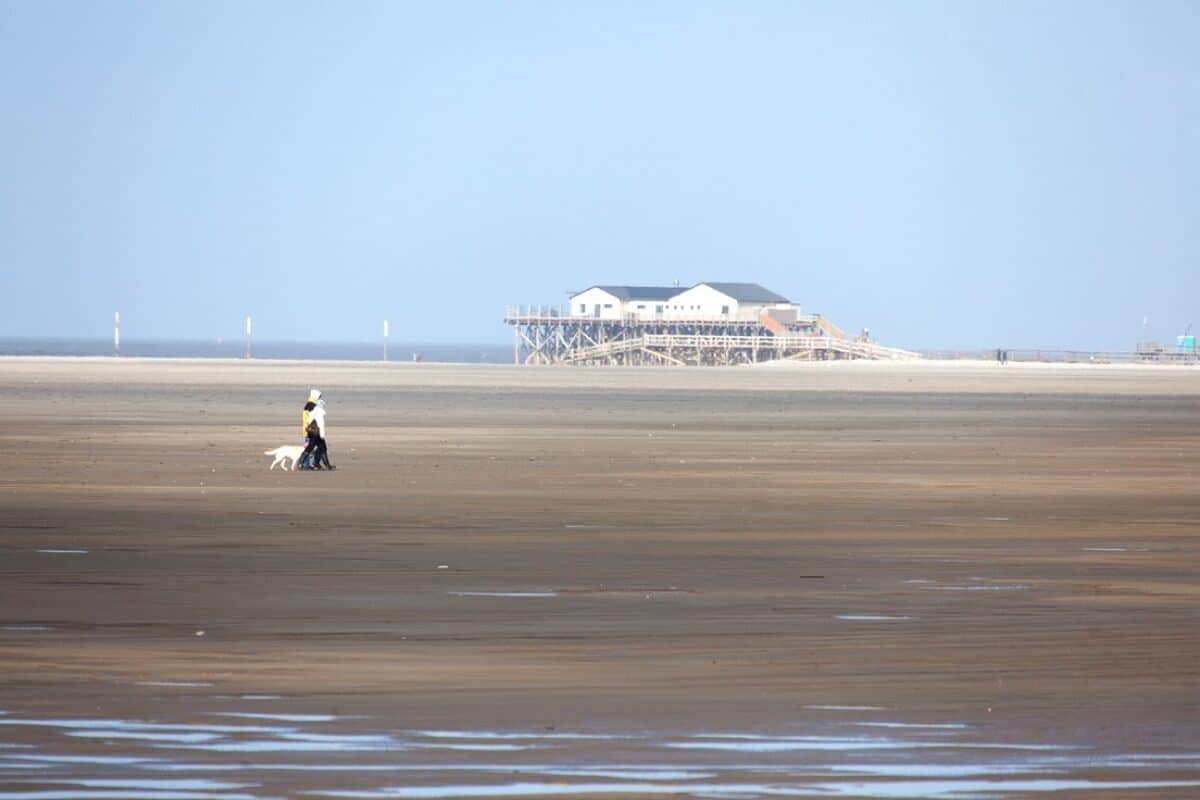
[309,396,334,470]
[298,389,334,471]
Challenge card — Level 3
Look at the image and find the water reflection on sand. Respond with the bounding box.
[1,704,1198,799]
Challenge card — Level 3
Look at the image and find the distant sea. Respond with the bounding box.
[0,338,512,364]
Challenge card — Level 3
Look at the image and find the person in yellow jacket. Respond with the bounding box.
[298,389,334,470]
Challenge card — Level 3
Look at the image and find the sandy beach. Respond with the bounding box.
[2,357,1199,798]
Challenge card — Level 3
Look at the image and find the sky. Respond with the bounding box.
[1,1,1197,350]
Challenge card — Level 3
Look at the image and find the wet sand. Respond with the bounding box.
[2,358,1199,798]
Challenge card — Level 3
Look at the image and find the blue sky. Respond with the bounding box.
[1,1,1197,349]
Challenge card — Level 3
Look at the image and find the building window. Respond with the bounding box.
[579,304,585,313]
[721,305,729,315]
[604,304,612,309]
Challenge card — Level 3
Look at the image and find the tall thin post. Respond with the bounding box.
[114,312,120,358]
[245,316,252,359]
[383,319,389,362]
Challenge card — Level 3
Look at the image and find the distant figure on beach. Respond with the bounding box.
[298,389,320,470]
[298,389,335,471]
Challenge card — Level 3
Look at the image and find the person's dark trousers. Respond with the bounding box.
[299,437,317,469]
[313,436,333,470]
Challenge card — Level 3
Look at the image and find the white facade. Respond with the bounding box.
[569,287,674,320]
[569,287,625,320]
[569,283,796,322]
[662,284,793,321]
[623,298,670,320]
[664,284,738,319]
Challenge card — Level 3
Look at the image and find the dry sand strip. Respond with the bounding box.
[1,359,1199,798]
[4,353,1200,394]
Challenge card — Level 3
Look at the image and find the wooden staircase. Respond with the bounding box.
[759,311,787,336]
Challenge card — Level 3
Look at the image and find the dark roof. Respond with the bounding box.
[698,282,790,303]
[584,285,680,301]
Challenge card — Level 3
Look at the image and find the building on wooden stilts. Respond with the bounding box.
[504,283,918,366]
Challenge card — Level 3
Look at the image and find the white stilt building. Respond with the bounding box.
[505,282,917,366]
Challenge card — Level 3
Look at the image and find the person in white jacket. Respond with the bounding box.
[309,397,334,470]
[298,390,335,471]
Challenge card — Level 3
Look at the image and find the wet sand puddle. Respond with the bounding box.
[908,577,1031,593]
[2,708,1199,799]
[445,587,698,601]
[0,627,51,633]
[446,592,559,599]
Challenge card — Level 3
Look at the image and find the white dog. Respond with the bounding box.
[264,445,305,471]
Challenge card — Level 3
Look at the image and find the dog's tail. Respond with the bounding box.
[264,448,278,455]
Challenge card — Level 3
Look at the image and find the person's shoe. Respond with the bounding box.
[325,464,336,471]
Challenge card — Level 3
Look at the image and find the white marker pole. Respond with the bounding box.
[114,311,120,358]
[383,319,389,362]
[245,316,252,359]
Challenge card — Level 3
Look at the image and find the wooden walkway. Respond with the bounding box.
[560,333,919,366]
[502,307,918,366]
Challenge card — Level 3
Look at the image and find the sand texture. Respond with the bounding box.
[1,358,1198,798]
